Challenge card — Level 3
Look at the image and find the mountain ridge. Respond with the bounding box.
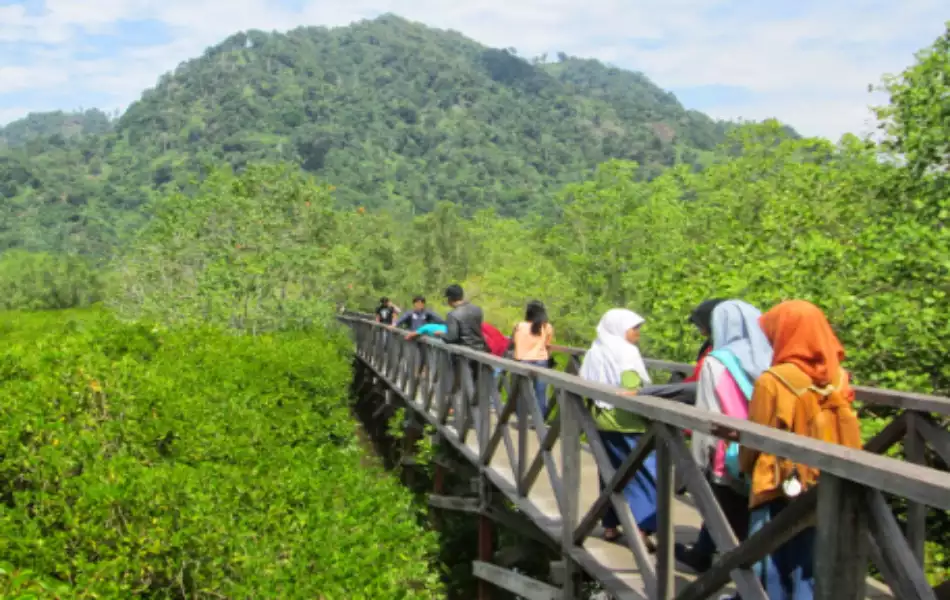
[0,13,787,254]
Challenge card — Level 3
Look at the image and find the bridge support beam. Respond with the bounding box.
[559,390,583,600]
[477,475,494,600]
[815,474,870,600]
[472,561,559,600]
[431,460,446,530]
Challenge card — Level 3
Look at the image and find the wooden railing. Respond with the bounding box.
[341,314,950,600]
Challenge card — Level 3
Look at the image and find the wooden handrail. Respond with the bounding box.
[343,314,948,599]
[340,311,950,415]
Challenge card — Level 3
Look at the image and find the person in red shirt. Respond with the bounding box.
[684,299,725,382]
[481,322,511,357]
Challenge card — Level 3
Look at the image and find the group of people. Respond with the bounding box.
[373,287,552,381]
[374,289,862,600]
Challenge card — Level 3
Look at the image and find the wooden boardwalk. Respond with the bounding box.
[425,392,893,599]
[344,314,950,600]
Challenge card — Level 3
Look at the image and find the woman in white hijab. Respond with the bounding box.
[579,309,658,547]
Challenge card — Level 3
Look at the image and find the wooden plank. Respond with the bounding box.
[478,476,494,600]
[485,506,558,550]
[677,490,815,600]
[661,428,767,600]
[866,490,937,600]
[528,367,950,511]
[523,377,565,515]
[549,560,566,585]
[429,494,480,513]
[574,391,658,594]
[863,412,908,454]
[573,429,655,544]
[436,352,454,425]
[655,431,675,600]
[481,375,518,466]
[868,532,915,600]
[853,385,950,416]
[522,413,561,495]
[472,561,559,600]
[346,323,909,600]
[905,413,928,565]
[516,375,529,497]
[341,315,950,415]
[559,390,582,600]
[916,413,950,465]
[477,363,493,457]
[406,344,423,410]
[815,474,870,600]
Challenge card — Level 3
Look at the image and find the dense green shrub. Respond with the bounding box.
[0,251,101,311]
[0,309,442,598]
[111,164,353,334]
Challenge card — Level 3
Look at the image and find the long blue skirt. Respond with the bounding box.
[750,499,816,599]
[597,430,658,534]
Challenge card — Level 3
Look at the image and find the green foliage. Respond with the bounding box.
[0,15,748,254]
[0,309,442,598]
[0,110,112,150]
[361,120,949,401]
[875,21,950,175]
[0,251,102,311]
[0,561,72,598]
[0,13,947,590]
[111,163,354,332]
[354,120,950,581]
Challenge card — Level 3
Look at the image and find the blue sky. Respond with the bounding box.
[0,0,946,139]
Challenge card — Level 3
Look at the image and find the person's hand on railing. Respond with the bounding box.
[711,423,740,441]
[620,389,638,397]
[406,332,420,341]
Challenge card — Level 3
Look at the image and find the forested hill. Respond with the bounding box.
[0,109,112,150]
[0,14,761,255]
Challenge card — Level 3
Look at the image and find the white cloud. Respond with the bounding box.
[0,0,946,140]
[0,65,70,92]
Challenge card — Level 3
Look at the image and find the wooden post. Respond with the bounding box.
[905,413,927,565]
[432,460,446,530]
[402,414,418,489]
[654,430,675,600]
[478,364,492,459]
[560,390,582,599]
[516,377,528,497]
[478,475,494,600]
[814,474,869,600]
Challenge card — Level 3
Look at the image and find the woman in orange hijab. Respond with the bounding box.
[734,300,861,600]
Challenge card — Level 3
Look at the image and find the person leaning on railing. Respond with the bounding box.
[578,309,659,549]
[395,295,444,331]
[441,284,488,352]
[676,300,773,573]
[511,300,555,417]
[724,300,862,600]
[684,298,726,382]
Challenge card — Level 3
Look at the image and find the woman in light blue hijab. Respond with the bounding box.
[709,300,773,384]
[676,300,773,573]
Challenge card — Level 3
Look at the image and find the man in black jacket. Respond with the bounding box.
[395,296,445,331]
[442,284,488,352]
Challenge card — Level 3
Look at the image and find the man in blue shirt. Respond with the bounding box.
[395,296,445,331]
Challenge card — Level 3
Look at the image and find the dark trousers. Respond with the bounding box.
[693,480,750,555]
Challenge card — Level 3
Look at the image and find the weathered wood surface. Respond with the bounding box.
[342,315,950,600]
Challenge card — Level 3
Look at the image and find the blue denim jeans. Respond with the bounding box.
[520,359,549,416]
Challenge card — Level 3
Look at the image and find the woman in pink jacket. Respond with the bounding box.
[675,300,773,573]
